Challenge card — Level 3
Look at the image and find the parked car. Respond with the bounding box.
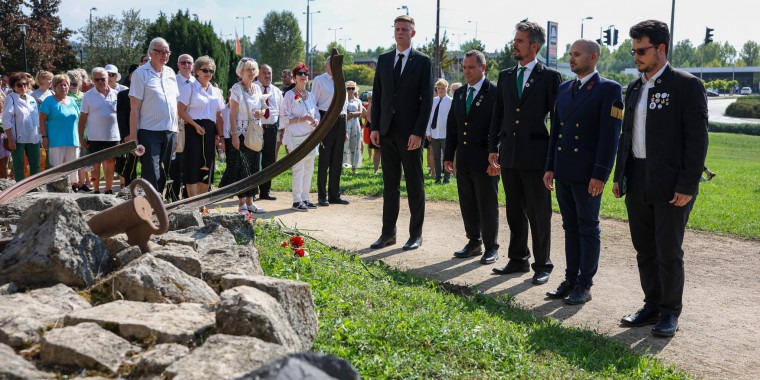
[706,89,719,97]
[740,87,752,95]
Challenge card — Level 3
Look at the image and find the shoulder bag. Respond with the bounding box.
[243,87,264,152]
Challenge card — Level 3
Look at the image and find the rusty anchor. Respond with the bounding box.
[87,179,169,253]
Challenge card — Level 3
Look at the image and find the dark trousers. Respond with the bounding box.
[457,169,499,250]
[501,168,553,272]
[317,112,346,201]
[258,125,278,195]
[379,123,425,237]
[430,138,449,182]
[117,148,140,187]
[138,129,176,194]
[556,180,602,289]
[166,152,185,201]
[626,159,694,317]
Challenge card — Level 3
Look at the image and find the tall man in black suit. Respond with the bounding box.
[369,15,434,250]
[444,50,500,265]
[543,39,623,305]
[488,22,562,284]
[614,20,708,337]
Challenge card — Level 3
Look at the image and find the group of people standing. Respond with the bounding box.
[369,16,707,339]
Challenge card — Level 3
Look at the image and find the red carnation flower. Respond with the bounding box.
[289,235,305,248]
[281,241,289,247]
[294,93,301,100]
[294,248,306,257]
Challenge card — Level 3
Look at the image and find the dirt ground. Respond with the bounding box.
[217,192,760,379]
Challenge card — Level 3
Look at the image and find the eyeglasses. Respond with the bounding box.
[108,73,117,77]
[346,87,356,90]
[152,49,171,56]
[199,68,215,74]
[15,82,29,88]
[179,61,193,65]
[295,71,309,77]
[93,78,107,82]
[630,45,656,56]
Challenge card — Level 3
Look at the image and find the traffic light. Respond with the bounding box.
[613,28,619,46]
[596,38,602,46]
[603,28,611,46]
[704,27,714,45]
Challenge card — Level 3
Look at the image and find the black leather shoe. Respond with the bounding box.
[402,236,423,250]
[259,193,277,200]
[480,249,498,264]
[532,271,550,285]
[651,314,679,337]
[329,197,350,205]
[546,281,575,299]
[563,286,592,305]
[621,307,660,327]
[454,241,482,258]
[318,199,330,207]
[492,261,530,275]
[370,235,396,249]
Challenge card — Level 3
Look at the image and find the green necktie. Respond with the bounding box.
[516,67,527,98]
[466,87,475,114]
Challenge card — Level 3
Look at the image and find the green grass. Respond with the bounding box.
[266,132,760,240]
[254,221,690,379]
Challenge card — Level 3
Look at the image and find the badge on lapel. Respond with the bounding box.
[649,92,670,109]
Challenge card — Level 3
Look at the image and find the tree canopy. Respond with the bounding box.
[255,11,305,79]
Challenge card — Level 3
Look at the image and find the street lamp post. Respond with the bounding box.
[581,16,592,38]
[89,7,96,67]
[328,27,343,44]
[236,15,252,57]
[468,20,478,40]
[18,24,28,72]
[340,37,352,50]
[303,8,320,70]
[397,5,409,15]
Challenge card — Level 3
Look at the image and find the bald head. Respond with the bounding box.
[569,39,600,77]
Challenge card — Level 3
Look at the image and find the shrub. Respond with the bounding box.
[708,121,760,136]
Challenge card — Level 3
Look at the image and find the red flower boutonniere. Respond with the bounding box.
[294,93,301,101]
[289,235,305,248]
[586,81,595,91]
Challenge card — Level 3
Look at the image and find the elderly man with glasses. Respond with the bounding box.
[127,37,180,193]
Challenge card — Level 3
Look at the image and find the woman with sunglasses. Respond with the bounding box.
[177,55,225,198]
[279,63,320,212]
[2,72,41,181]
[343,81,364,173]
[40,74,81,187]
[219,58,266,214]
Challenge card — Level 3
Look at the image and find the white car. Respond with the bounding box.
[740,87,752,95]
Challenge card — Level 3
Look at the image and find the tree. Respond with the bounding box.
[255,11,305,79]
[79,9,150,72]
[418,32,453,79]
[0,0,76,74]
[460,38,486,54]
[496,42,517,71]
[739,41,760,66]
[343,64,374,85]
[672,39,697,67]
[719,41,737,66]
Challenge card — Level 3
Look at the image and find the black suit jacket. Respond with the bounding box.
[371,48,434,137]
[445,78,496,173]
[613,65,708,203]
[488,63,561,170]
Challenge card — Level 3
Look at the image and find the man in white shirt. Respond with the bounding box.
[426,79,452,184]
[128,37,179,193]
[311,57,350,206]
[167,53,194,201]
[257,63,283,200]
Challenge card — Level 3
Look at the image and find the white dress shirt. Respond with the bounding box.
[425,95,452,139]
[310,73,347,115]
[394,46,412,75]
[259,83,283,126]
[178,81,225,121]
[129,63,179,132]
[81,87,119,141]
[633,63,669,159]
[517,59,538,93]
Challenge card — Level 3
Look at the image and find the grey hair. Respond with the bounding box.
[516,21,546,49]
[465,50,487,66]
[91,67,107,78]
[177,54,193,64]
[66,70,82,83]
[147,37,170,55]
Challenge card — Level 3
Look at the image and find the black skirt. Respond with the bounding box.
[219,134,261,198]
[183,119,217,184]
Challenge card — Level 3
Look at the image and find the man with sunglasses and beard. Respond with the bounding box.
[614,20,708,338]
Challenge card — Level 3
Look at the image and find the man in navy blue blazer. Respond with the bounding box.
[543,39,623,305]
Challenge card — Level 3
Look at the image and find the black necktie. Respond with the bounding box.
[430,98,441,129]
[393,53,404,84]
[573,80,581,97]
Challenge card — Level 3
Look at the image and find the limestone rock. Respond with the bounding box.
[221,275,318,350]
[217,286,300,351]
[152,244,202,278]
[135,343,189,375]
[201,245,263,292]
[45,177,72,193]
[114,246,143,267]
[167,208,204,231]
[239,352,360,380]
[0,282,17,295]
[0,178,15,192]
[39,322,136,375]
[91,255,218,304]
[155,223,237,255]
[203,213,254,245]
[65,301,215,344]
[0,198,115,288]
[0,284,91,348]
[0,342,55,379]
[164,334,289,380]
[101,234,131,256]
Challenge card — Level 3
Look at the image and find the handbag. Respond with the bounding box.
[175,82,194,153]
[242,86,264,152]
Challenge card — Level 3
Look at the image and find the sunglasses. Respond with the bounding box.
[108,73,117,77]
[179,61,193,65]
[346,87,356,90]
[70,82,79,86]
[152,49,171,56]
[630,45,656,56]
[295,71,309,77]
[199,68,215,74]
[15,82,29,88]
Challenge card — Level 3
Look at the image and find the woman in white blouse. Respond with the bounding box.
[280,62,321,212]
[177,55,225,198]
[2,72,41,181]
[219,58,266,214]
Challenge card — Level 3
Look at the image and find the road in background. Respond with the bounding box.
[708,97,760,124]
